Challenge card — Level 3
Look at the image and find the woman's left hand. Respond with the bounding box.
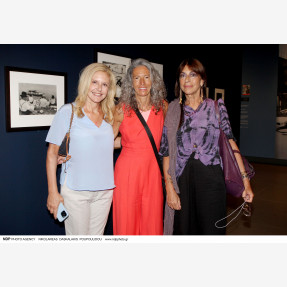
[242,182,254,203]
[228,140,254,203]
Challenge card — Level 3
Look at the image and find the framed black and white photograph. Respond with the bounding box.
[151,62,164,78]
[96,52,131,99]
[214,88,225,101]
[5,66,67,132]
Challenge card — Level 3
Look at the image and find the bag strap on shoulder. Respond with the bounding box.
[134,108,163,177]
[68,103,74,134]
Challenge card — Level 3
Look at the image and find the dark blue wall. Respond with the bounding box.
[1,44,265,235]
[0,45,96,235]
[240,45,278,158]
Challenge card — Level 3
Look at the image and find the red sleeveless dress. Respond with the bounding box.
[113,107,164,235]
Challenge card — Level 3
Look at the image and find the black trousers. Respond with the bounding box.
[173,155,226,235]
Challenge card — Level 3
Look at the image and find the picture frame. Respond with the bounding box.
[5,66,67,132]
[96,52,131,99]
[214,88,225,101]
[151,61,164,78]
[242,84,250,96]
[206,87,209,98]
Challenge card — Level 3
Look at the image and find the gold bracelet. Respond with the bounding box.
[164,177,173,183]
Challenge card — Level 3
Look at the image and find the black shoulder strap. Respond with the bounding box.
[134,109,163,177]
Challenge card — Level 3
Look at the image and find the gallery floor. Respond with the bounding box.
[104,162,287,236]
[226,162,287,235]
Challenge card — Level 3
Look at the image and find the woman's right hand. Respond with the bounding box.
[47,192,64,220]
[46,143,64,219]
[166,183,181,210]
[57,155,71,165]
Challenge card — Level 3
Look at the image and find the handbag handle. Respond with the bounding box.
[65,103,74,155]
[68,103,74,134]
[214,101,242,156]
[58,104,74,171]
[134,108,163,177]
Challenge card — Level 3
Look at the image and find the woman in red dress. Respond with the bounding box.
[113,58,168,235]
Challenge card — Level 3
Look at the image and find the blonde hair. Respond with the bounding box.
[74,63,116,124]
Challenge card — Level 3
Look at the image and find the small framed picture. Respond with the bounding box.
[5,66,67,132]
[242,84,250,96]
[214,88,225,101]
[151,61,164,78]
[96,52,131,99]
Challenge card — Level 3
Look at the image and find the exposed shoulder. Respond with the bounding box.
[115,102,124,108]
[114,103,124,114]
[163,99,169,109]
[113,102,124,124]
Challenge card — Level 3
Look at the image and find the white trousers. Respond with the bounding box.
[61,181,113,235]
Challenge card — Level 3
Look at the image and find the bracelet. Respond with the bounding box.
[241,171,249,179]
[164,177,173,183]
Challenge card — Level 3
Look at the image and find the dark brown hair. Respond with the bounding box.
[175,58,207,128]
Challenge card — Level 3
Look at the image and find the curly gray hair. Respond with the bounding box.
[119,58,167,114]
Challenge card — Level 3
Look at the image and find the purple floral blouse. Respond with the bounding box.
[159,98,235,179]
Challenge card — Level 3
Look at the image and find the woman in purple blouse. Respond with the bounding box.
[160,58,254,235]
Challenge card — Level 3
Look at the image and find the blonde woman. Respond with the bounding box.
[46,63,116,235]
